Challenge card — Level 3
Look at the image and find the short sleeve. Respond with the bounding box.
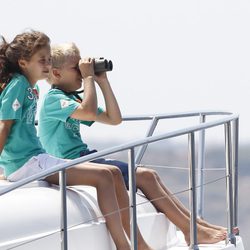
[0,77,27,120]
[44,91,79,122]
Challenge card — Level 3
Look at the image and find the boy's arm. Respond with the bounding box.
[0,120,14,154]
[70,58,98,121]
[94,73,122,125]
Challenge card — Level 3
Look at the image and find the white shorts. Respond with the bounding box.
[7,153,66,182]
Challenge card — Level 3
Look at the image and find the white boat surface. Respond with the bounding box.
[0,180,244,250]
[0,111,245,250]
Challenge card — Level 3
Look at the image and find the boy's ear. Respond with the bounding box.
[52,68,61,79]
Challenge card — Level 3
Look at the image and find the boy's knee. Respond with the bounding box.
[109,166,123,179]
[98,168,114,184]
[137,168,158,184]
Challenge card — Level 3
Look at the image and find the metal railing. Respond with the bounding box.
[0,110,239,250]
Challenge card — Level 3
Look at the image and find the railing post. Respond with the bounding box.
[188,132,199,250]
[128,147,138,250]
[232,118,239,229]
[225,122,236,245]
[197,114,206,219]
[60,169,68,250]
[135,117,158,164]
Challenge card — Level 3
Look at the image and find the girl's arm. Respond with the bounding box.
[0,120,14,154]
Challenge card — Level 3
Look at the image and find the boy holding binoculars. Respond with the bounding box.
[39,42,227,247]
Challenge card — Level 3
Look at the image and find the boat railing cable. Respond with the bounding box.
[0,110,239,250]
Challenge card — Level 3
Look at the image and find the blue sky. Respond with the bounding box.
[1,0,250,143]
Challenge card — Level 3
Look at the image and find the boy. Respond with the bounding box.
[39,42,226,245]
[38,43,130,186]
[39,43,153,250]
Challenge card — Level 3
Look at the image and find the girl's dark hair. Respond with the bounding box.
[0,30,50,92]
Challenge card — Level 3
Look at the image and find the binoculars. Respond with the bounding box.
[94,57,113,73]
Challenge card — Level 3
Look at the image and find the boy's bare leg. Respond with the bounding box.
[156,174,239,234]
[136,167,226,245]
[145,167,236,233]
[45,164,131,250]
[92,164,153,250]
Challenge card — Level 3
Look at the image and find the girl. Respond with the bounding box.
[0,30,153,250]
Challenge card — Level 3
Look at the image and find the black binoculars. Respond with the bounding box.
[94,57,113,73]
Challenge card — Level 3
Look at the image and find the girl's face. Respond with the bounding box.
[19,45,51,85]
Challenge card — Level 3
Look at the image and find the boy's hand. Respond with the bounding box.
[78,58,95,79]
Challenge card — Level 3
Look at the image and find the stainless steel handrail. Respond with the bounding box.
[197,114,206,219]
[232,118,239,228]
[0,111,239,250]
[189,132,199,249]
[0,112,238,195]
[122,110,232,121]
[124,110,236,219]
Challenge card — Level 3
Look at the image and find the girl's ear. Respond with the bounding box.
[18,59,27,70]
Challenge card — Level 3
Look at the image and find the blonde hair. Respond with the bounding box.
[48,42,80,83]
[51,42,80,68]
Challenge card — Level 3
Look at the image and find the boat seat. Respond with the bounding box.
[0,179,51,189]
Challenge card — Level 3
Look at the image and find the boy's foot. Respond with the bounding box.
[185,225,226,245]
[197,219,239,234]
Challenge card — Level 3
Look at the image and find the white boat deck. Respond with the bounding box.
[0,180,245,250]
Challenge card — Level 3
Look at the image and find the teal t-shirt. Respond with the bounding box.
[0,74,45,177]
[38,88,103,159]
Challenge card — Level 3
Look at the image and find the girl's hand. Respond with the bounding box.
[78,58,95,79]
